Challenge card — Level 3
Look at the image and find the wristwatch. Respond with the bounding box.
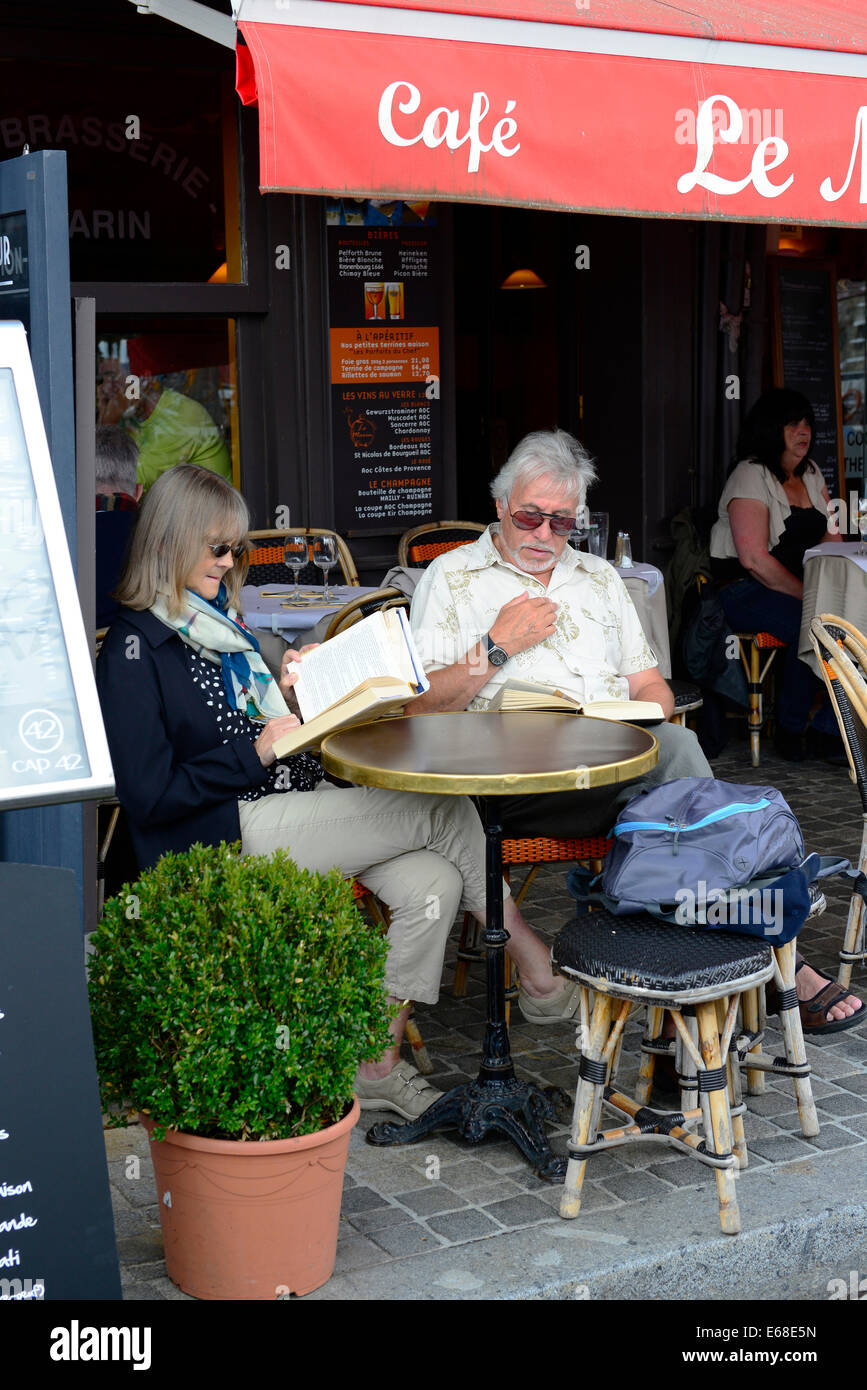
[485,633,509,668]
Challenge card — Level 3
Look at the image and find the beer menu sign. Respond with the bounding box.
[326,201,442,531]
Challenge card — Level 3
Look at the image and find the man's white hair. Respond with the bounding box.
[490,430,597,509]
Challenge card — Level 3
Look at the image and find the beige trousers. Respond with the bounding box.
[238,786,505,1004]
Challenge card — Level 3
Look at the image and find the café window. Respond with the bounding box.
[1,62,240,283]
[96,320,238,487]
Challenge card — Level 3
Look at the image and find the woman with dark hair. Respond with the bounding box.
[96,465,582,1121]
[709,387,841,762]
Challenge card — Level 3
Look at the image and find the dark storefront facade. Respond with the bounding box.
[2,0,866,918]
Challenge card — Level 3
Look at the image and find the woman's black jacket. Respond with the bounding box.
[95,607,269,871]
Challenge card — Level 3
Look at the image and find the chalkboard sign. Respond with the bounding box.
[0,320,113,809]
[771,258,845,498]
[0,863,121,1300]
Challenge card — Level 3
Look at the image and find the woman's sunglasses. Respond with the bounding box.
[207,542,248,560]
[509,509,577,537]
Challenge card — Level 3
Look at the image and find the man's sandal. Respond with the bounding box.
[767,958,865,1036]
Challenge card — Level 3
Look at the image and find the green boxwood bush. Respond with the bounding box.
[88,842,393,1141]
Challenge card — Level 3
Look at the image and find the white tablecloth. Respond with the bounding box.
[617,564,671,678]
[799,544,867,675]
[241,585,378,639]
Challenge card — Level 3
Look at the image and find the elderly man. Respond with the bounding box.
[410,429,711,834]
[410,429,864,1034]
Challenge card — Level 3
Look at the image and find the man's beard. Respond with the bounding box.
[496,529,557,573]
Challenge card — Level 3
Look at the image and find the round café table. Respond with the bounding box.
[320,711,658,1180]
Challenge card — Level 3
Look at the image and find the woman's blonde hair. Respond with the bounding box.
[114,465,250,617]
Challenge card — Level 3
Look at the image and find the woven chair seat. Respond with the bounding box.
[501,834,612,866]
[739,630,787,650]
[553,911,773,1001]
[669,678,702,711]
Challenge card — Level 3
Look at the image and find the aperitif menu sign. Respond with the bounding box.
[326,201,442,531]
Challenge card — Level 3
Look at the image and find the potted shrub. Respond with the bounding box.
[88,841,392,1300]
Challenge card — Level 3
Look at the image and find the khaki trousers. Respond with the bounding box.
[238,786,503,1004]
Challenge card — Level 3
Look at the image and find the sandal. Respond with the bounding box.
[767,958,866,1036]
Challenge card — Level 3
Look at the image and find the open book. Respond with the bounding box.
[486,678,664,723]
[272,607,429,756]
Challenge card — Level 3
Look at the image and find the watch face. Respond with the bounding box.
[487,643,508,667]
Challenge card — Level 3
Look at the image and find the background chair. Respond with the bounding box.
[809,614,867,988]
[397,520,485,569]
[246,528,360,588]
[668,677,703,727]
[735,631,787,766]
[323,587,409,641]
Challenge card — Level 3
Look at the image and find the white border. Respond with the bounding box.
[0,321,115,810]
[236,0,867,79]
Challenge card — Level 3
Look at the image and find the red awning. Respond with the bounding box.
[235,0,867,226]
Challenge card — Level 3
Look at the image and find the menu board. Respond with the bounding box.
[0,863,121,1300]
[326,201,442,531]
[0,321,113,809]
[771,259,844,498]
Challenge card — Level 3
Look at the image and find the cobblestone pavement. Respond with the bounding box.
[106,736,867,1300]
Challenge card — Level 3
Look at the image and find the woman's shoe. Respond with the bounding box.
[774,727,807,761]
[766,959,866,1036]
[355,1064,443,1120]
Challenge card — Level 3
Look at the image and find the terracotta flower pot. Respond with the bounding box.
[141,1096,359,1300]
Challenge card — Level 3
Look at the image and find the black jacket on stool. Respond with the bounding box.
[96,607,270,871]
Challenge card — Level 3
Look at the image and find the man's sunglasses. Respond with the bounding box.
[509,509,578,537]
[207,541,248,560]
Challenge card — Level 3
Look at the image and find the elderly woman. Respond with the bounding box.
[96,466,580,1121]
[710,388,842,763]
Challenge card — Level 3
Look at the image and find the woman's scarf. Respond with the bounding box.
[151,585,289,721]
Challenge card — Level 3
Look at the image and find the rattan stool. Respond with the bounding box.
[637,886,823,1137]
[552,912,775,1235]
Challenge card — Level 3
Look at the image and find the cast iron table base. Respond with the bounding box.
[366,812,571,1180]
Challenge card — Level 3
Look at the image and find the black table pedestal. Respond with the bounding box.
[366,812,570,1181]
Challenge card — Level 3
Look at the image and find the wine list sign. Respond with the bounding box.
[326,201,442,531]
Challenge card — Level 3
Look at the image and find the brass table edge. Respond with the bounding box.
[320,720,659,795]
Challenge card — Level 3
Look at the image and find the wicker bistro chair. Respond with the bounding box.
[246,528,360,589]
[323,587,409,642]
[397,520,486,569]
[735,631,788,767]
[552,912,778,1235]
[809,614,867,988]
[668,678,703,727]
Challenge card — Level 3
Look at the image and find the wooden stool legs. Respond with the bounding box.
[561,990,615,1220]
[561,992,743,1235]
[695,999,740,1235]
[774,941,819,1138]
[736,942,819,1138]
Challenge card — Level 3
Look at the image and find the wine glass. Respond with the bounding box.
[312,535,338,601]
[365,281,384,320]
[283,533,308,588]
[857,497,867,555]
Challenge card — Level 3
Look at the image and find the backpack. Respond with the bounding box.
[566,778,846,945]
